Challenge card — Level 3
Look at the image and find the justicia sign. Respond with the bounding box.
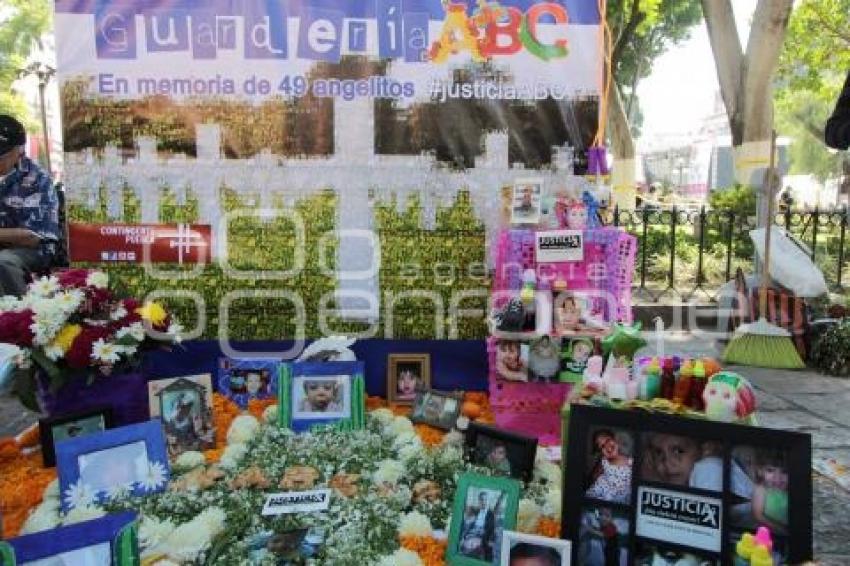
[55,0,598,63]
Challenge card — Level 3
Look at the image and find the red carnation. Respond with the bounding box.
[65,326,111,369]
[55,269,91,289]
[0,310,35,347]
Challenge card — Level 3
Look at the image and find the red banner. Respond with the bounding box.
[69,223,212,264]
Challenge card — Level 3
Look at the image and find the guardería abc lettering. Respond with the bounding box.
[94,1,571,63]
[641,491,720,528]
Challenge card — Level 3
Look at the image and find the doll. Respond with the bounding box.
[702,371,757,424]
[565,200,588,230]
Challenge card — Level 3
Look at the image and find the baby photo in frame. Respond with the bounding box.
[447,472,521,566]
[278,361,365,433]
[55,420,170,513]
[511,178,544,225]
[39,406,114,467]
[217,357,279,408]
[410,389,463,431]
[465,422,538,482]
[0,510,138,565]
[387,353,431,405]
[148,374,216,458]
[500,531,572,566]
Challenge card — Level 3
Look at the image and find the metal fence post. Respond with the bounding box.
[668,206,677,290]
[811,207,819,263]
[838,207,847,290]
[725,210,735,283]
[696,206,706,288]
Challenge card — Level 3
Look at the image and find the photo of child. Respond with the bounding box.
[731,446,790,535]
[579,507,629,566]
[528,335,561,382]
[496,340,529,382]
[294,377,347,417]
[511,180,543,225]
[561,337,594,382]
[396,363,421,401]
[585,428,634,504]
[218,359,279,408]
[555,293,585,333]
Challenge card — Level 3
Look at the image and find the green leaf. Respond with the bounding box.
[31,348,61,380]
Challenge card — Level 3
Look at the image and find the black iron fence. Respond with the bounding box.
[610,206,849,302]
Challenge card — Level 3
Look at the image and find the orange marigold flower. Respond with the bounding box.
[535,516,561,538]
[247,397,277,420]
[400,535,447,566]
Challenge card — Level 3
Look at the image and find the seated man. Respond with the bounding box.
[0,115,59,296]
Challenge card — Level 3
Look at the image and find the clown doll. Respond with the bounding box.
[702,371,758,425]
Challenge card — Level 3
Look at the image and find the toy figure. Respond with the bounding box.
[528,335,560,382]
[601,323,647,361]
[703,371,757,424]
[565,200,588,230]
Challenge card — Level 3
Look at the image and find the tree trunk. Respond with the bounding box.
[609,84,637,209]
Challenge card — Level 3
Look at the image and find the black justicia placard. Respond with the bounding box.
[639,488,721,529]
[635,486,723,553]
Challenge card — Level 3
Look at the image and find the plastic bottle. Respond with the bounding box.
[673,359,693,405]
[642,357,661,400]
[689,359,707,411]
[660,357,676,399]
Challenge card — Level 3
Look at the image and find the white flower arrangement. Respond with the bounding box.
[385,415,415,437]
[262,403,279,424]
[440,429,464,448]
[534,460,562,487]
[158,507,226,562]
[372,459,405,486]
[392,430,422,450]
[139,515,176,552]
[517,498,543,533]
[63,504,106,525]
[377,548,424,566]
[370,407,394,426]
[140,460,168,492]
[226,415,260,444]
[543,487,562,520]
[219,441,249,470]
[398,511,433,538]
[173,450,206,472]
[20,504,61,534]
[397,441,425,463]
[85,271,109,289]
[63,480,96,510]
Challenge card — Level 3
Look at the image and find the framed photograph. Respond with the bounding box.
[410,389,463,430]
[278,361,366,433]
[217,357,279,408]
[511,178,543,225]
[387,353,431,405]
[0,511,138,565]
[56,420,170,513]
[447,472,521,566]
[39,406,114,467]
[562,404,813,565]
[465,422,538,482]
[148,374,216,458]
[500,531,572,566]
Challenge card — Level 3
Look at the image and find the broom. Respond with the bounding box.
[722,131,805,369]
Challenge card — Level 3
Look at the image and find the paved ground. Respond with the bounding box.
[2,333,849,561]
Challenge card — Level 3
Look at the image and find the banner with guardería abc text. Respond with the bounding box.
[53,0,602,325]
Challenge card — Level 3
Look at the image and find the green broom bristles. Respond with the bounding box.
[722,319,805,369]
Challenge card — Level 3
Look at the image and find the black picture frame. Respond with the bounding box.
[465,422,538,482]
[39,406,114,468]
[562,404,812,565]
[410,389,463,430]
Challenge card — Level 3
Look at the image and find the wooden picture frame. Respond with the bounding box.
[56,420,170,513]
[446,472,521,566]
[39,406,114,468]
[147,374,216,458]
[465,422,538,482]
[278,361,366,433]
[562,404,813,565]
[387,353,431,405]
[0,511,138,565]
[410,389,463,431]
[499,531,572,566]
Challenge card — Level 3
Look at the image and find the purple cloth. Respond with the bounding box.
[38,370,150,426]
[587,146,609,175]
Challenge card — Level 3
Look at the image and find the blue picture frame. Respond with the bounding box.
[278,361,365,433]
[216,357,280,408]
[0,511,138,565]
[55,420,170,513]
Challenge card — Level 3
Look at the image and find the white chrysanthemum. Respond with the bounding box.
[43,478,59,500]
[534,461,562,487]
[372,459,405,486]
[173,450,206,471]
[166,321,184,343]
[161,507,226,562]
[55,290,84,313]
[91,339,122,364]
[440,430,464,447]
[20,505,60,534]
[219,442,248,470]
[0,296,22,312]
[386,415,414,437]
[116,321,146,342]
[543,488,562,519]
[140,460,168,491]
[29,276,59,297]
[138,515,176,550]
[370,408,394,426]
[436,445,463,466]
[118,343,138,357]
[517,499,542,533]
[398,511,433,538]
[392,430,421,450]
[106,482,134,501]
[86,271,109,289]
[110,304,128,321]
[63,480,96,510]
[227,415,260,444]
[398,441,424,463]
[44,343,64,361]
[63,504,106,525]
[262,404,279,424]
[376,548,423,566]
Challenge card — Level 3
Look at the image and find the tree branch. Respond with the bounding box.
[613,0,645,70]
[701,0,745,142]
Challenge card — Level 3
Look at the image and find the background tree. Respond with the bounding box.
[0,0,51,128]
[775,0,850,184]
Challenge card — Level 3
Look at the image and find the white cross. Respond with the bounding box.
[167,223,206,264]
